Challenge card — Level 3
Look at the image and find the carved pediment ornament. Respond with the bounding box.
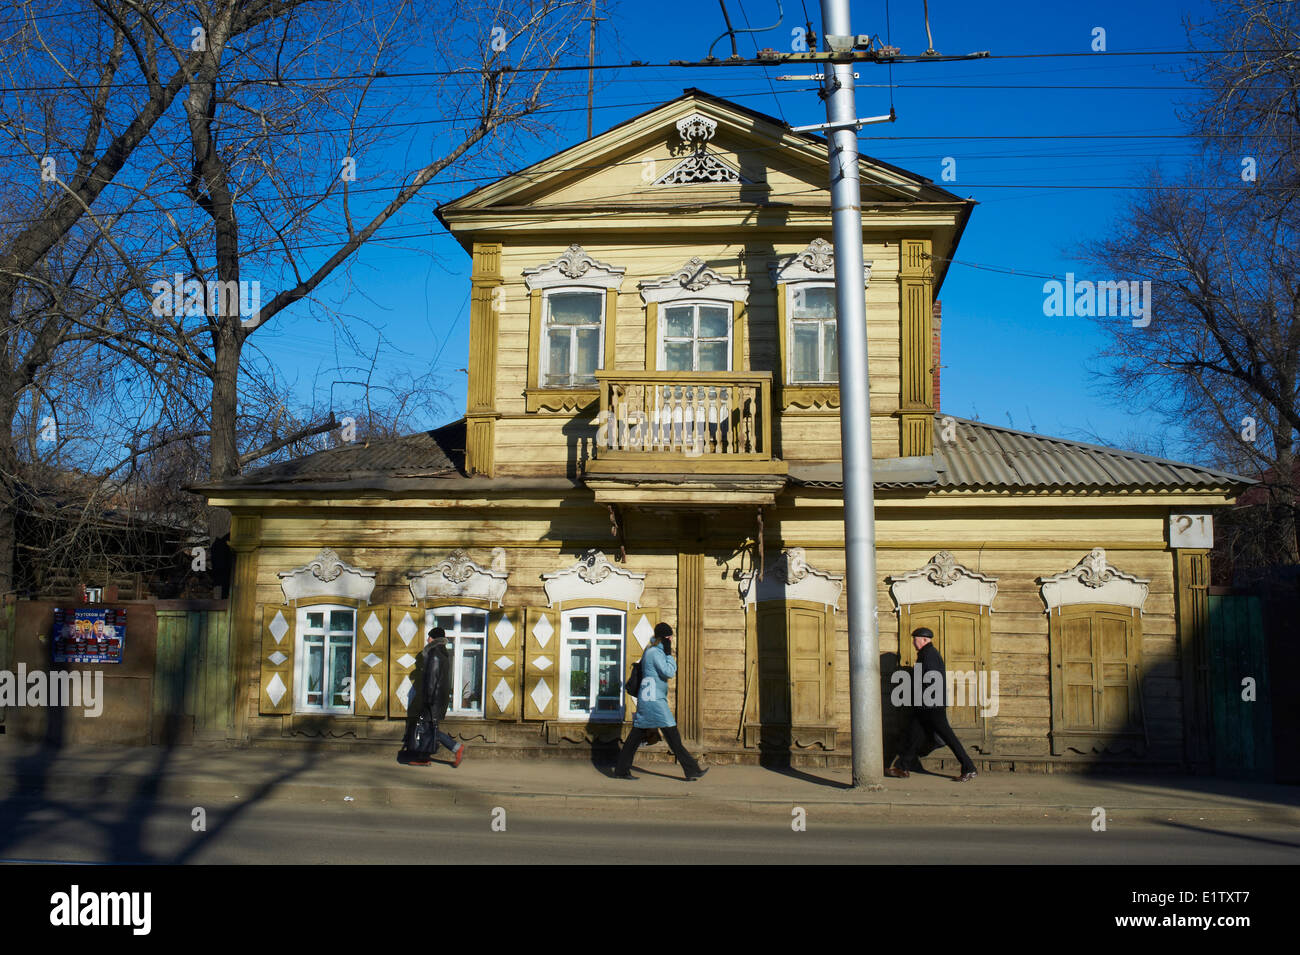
[408,548,509,607]
[639,257,749,305]
[523,244,625,291]
[278,548,377,604]
[740,547,843,610]
[1038,547,1150,613]
[770,238,873,285]
[887,551,999,610]
[676,112,717,150]
[542,549,647,608]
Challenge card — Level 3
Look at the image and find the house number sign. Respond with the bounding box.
[1169,512,1213,548]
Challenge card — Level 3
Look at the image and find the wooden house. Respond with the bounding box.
[196,91,1249,770]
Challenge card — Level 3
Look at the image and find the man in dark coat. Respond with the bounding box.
[403,627,465,767]
[887,627,977,781]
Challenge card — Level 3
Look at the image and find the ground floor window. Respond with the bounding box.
[297,607,356,714]
[559,609,625,720]
[427,607,488,716]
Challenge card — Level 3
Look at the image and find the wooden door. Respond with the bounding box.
[788,606,828,725]
[1058,606,1138,732]
[755,604,790,724]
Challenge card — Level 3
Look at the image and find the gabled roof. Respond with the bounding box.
[436,89,974,290]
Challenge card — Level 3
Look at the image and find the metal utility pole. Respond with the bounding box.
[819,0,884,789]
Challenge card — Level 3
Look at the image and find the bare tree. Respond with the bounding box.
[1086,0,1300,569]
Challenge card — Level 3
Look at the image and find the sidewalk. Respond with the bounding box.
[2,740,1298,825]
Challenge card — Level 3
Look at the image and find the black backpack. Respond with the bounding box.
[624,659,642,696]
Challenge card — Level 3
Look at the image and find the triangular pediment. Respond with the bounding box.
[439,90,961,218]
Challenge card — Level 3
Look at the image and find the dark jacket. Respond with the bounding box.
[409,639,451,725]
[916,642,947,709]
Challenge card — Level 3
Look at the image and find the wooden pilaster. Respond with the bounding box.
[1175,548,1212,770]
[677,521,704,742]
[228,512,262,743]
[898,238,935,457]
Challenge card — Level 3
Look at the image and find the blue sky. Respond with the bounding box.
[262,0,1218,462]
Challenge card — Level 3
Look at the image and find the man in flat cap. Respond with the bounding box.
[887,626,978,782]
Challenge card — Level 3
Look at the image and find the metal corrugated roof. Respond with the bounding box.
[934,417,1252,490]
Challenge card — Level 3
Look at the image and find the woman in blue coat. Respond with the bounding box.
[613,622,707,781]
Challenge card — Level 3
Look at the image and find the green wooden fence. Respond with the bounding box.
[1206,595,1273,780]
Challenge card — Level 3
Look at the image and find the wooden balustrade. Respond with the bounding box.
[593,371,773,461]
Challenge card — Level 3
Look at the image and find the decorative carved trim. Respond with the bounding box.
[523,244,625,291]
[408,548,509,607]
[542,549,647,608]
[278,548,376,604]
[654,152,746,185]
[887,551,999,610]
[676,112,717,145]
[781,385,841,410]
[740,547,843,610]
[771,239,873,284]
[639,257,749,305]
[1038,547,1150,612]
[524,388,599,413]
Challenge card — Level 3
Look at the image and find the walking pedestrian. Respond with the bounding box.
[614,622,707,781]
[402,627,466,767]
[887,627,978,781]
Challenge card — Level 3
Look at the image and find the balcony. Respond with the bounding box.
[583,370,787,507]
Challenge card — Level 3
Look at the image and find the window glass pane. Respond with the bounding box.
[306,643,323,705]
[330,639,352,707]
[459,638,484,711]
[595,642,621,712]
[795,286,836,319]
[548,290,602,325]
[793,323,819,381]
[330,610,353,632]
[307,612,323,631]
[546,329,571,385]
[435,614,455,631]
[664,306,694,338]
[568,616,590,633]
[698,306,729,338]
[568,643,591,711]
[823,321,839,382]
[664,341,693,371]
[698,341,728,371]
[596,614,622,635]
[574,326,600,382]
[461,613,487,634]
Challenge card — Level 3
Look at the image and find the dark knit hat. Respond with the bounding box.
[428,626,447,640]
[653,622,673,639]
[911,627,934,641]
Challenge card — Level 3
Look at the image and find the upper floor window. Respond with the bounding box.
[640,256,750,373]
[661,302,732,372]
[542,289,605,387]
[296,606,355,714]
[523,245,626,398]
[789,285,838,383]
[770,239,872,391]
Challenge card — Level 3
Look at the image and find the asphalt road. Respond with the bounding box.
[1,794,1297,864]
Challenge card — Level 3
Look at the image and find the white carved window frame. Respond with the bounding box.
[556,606,628,723]
[424,605,490,719]
[523,245,625,391]
[739,547,844,611]
[641,258,749,373]
[657,299,734,372]
[770,239,873,386]
[541,549,647,609]
[293,604,357,716]
[407,548,508,608]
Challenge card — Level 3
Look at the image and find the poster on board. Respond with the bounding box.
[52,608,127,664]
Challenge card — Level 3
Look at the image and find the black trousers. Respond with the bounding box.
[897,707,976,774]
[616,725,701,777]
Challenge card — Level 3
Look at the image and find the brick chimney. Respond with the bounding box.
[931,299,942,411]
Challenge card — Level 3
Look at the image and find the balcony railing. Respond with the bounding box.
[592,370,774,461]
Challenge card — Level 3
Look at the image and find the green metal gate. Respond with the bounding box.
[1206,595,1273,779]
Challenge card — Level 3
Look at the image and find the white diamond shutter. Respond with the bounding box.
[388,606,423,718]
[259,604,295,715]
[353,605,390,717]
[523,606,559,721]
[626,607,660,690]
[486,608,523,720]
